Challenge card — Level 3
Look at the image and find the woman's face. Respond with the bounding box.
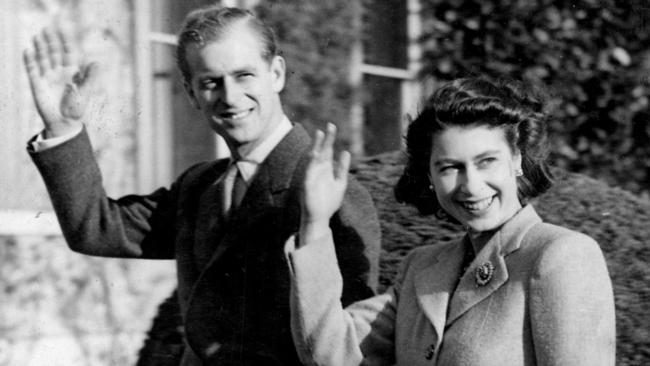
[429,125,522,232]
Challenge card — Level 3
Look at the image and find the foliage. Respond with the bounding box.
[255,0,358,146]
[420,0,650,197]
[0,235,175,365]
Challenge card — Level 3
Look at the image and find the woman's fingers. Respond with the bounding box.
[335,151,351,181]
[311,129,325,158]
[321,123,336,162]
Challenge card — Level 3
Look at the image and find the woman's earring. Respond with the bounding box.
[515,168,523,177]
[428,184,434,191]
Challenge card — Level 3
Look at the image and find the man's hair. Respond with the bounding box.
[176,6,278,82]
[394,76,554,217]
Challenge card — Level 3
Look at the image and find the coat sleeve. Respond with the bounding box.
[330,176,382,305]
[28,127,178,259]
[529,233,616,366]
[287,231,404,366]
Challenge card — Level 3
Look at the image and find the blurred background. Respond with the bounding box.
[0,0,648,365]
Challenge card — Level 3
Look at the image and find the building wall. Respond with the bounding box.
[0,2,175,365]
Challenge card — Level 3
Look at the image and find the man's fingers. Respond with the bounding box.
[43,28,64,69]
[23,48,40,79]
[32,34,49,74]
[58,28,78,67]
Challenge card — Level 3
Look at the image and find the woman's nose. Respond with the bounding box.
[459,167,485,195]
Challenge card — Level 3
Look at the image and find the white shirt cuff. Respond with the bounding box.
[31,125,83,152]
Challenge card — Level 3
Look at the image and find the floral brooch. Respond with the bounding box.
[474,262,495,287]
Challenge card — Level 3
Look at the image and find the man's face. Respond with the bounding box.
[183,23,286,154]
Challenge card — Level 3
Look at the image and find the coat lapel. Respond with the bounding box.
[201,124,311,271]
[446,238,510,325]
[446,205,542,326]
[414,241,465,344]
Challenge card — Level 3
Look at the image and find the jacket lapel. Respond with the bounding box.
[414,241,465,344]
[445,237,510,325]
[445,205,542,326]
[202,124,311,269]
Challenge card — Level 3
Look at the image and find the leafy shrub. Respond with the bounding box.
[420,0,650,197]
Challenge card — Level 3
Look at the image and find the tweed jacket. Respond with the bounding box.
[288,205,615,366]
[29,124,381,365]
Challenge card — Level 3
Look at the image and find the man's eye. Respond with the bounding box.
[238,73,254,79]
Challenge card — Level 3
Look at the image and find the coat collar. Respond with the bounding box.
[414,205,542,341]
[232,123,310,216]
[201,123,311,267]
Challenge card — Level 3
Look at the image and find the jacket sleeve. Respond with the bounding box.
[28,127,178,259]
[287,231,405,366]
[529,233,616,366]
[330,176,382,305]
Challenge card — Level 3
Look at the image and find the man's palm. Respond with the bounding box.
[24,28,98,136]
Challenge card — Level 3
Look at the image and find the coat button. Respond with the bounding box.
[425,344,436,360]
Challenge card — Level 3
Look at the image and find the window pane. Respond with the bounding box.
[363,74,403,155]
[362,0,407,68]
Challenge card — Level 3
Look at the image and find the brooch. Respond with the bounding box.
[474,262,495,287]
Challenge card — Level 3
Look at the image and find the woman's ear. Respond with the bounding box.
[513,150,523,175]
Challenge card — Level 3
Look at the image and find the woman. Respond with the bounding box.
[285,77,616,366]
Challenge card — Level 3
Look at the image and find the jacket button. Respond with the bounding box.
[425,344,435,360]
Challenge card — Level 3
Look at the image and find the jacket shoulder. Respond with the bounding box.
[524,222,605,273]
[526,222,598,251]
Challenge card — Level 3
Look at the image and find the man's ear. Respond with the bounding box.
[183,81,200,110]
[270,55,286,93]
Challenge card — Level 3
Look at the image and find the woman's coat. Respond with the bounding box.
[287,205,615,366]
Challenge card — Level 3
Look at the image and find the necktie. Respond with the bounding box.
[222,162,247,216]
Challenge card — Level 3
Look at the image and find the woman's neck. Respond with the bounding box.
[466,229,495,255]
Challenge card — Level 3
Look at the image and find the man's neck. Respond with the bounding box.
[228,114,291,162]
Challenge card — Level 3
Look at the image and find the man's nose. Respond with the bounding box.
[218,77,241,106]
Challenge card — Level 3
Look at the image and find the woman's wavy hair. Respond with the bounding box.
[394,77,554,217]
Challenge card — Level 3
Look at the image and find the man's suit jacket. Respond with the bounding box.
[289,205,615,366]
[30,124,381,365]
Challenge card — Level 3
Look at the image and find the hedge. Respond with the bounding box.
[420,0,650,197]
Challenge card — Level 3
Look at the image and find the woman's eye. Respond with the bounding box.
[200,80,217,89]
[439,165,457,173]
[478,157,497,168]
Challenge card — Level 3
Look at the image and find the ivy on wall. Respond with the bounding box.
[420,0,650,197]
[255,0,358,147]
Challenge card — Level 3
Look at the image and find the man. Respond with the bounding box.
[24,6,380,365]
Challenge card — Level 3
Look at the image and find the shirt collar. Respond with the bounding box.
[234,116,293,182]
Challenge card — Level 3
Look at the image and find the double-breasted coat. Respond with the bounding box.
[29,123,381,365]
[288,205,615,366]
